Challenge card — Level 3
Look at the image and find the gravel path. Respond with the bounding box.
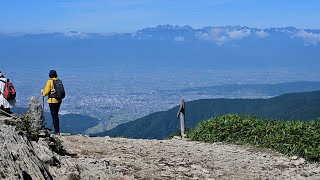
[59,135,320,180]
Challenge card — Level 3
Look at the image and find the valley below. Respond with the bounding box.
[8,68,320,134]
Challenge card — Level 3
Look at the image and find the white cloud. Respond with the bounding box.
[131,32,137,37]
[255,30,269,38]
[209,28,229,45]
[293,30,320,46]
[195,32,210,40]
[174,36,185,42]
[196,28,251,45]
[227,29,251,39]
[63,31,89,39]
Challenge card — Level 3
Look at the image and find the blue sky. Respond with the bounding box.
[1,0,320,33]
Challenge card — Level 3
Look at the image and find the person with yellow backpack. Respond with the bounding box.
[41,70,65,135]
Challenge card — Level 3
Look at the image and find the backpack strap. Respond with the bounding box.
[48,79,55,98]
[0,79,5,94]
[51,79,55,92]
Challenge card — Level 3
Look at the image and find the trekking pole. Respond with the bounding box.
[42,96,45,128]
[42,96,45,111]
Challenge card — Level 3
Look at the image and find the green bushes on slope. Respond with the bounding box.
[189,114,320,161]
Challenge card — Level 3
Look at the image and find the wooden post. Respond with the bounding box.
[177,99,186,138]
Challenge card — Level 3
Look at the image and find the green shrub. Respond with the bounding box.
[48,137,66,155]
[189,114,320,161]
[5,116,39,141]
[68,173,81,180]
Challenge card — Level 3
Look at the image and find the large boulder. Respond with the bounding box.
[26,96,44,131]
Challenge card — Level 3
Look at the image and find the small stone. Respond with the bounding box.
[173,136,182,140]
[178,162,187,166]
[191,165,202,169]
[294,158,305,166]
[277,160,284,164]
[283,171,291,177]
[283,161,290,166]
[160,173,171,177]
[291,156,298,160]
[312,167,320,174]
[298,158,305,164]
[177,167,188,172]
[295,174,305,180]
[123,175,134,180]
[202,168,209,173]
[300,171,309,177]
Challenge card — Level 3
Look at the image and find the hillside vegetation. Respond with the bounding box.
[95,91,320,139]
[189,114,320,161]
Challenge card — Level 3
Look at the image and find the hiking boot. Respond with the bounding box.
[4,108,12,114]
[54,132,61,136]
[50,131,60,137]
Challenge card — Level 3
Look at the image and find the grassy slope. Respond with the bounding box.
[189,114,320,161]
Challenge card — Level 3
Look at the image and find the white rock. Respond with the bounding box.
[291,156,298,160]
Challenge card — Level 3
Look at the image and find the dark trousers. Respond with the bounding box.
[49,103,61,133]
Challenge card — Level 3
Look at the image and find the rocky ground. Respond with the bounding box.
[2,114,320,180]
[58,135,320,180]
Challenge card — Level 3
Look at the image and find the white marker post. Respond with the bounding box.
[177,99,186,138]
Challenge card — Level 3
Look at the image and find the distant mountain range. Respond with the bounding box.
[1,25,319,70]
[175,81,320,98]
[2,25,320,45]
[94,91,320,139]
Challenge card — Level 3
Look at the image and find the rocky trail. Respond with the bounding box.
[59,135,320,180]
[2,112,320,179]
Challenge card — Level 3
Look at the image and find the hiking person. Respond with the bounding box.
[177,99,186,138]
[0,71,16,114]
[41,70,65,135]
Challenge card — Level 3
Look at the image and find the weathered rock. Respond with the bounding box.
[0,122,52,179]
[294,158,306,166]
[26,96,44,131]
